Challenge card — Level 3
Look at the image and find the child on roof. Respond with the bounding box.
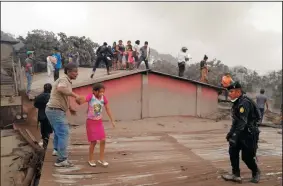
[127,47,135,70]
[76,83,115,167]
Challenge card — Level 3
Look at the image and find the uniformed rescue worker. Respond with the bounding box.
[90,42,113,78]
[222,81,261,184]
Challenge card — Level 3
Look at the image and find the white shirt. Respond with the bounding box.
[134,44,140,57]
[177,51,191,63]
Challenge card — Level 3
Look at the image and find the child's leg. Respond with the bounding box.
[89,141,97,162]
[99,139,106,160]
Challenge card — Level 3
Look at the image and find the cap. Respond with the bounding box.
[26,51,34,55]
[227,81,242,90]
[182,47,188,51]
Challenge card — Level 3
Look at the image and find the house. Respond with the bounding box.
[68,69,223,125]
[1,31,23,128]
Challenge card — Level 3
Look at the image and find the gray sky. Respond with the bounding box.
[1,2,282,74]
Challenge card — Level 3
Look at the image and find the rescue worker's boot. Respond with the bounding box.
[221,173,242,183]
[251,169,261,183]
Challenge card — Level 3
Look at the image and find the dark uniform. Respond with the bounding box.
[222,82,261,183]
[91,43,113,78]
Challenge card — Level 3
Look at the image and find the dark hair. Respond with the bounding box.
[118,40,122,42]
[145,41,148,45]
[260,89,265,94]
[93,83,105,91]
[64,62,78,74]
[204,55,208,60]
[135,40,140,45]
[44,83,52,93]
[54,47,59,51]
[103,42,107,46]
[28,53,33,58]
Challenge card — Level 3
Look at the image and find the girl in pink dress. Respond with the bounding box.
[127,48,135,70]
[76,83,115,167]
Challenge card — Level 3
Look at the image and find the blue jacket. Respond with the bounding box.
[53,53,62,69]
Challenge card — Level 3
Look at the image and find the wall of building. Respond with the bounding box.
[1,43,13,60]
[70,74,142,124]
[69,72,219,123]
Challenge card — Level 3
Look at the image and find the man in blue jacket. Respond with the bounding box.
[53,47,62,81]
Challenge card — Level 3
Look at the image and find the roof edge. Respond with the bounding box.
[148,70,223,90]
[72,69,224,91]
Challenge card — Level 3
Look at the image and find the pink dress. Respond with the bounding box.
[127,51,134,64]
[85,94,108,142]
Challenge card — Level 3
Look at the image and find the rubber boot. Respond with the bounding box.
[251,169,261,183]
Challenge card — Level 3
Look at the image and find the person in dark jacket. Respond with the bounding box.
[90,42,113,78]
[34,83,53,149]
[222,81,261,184]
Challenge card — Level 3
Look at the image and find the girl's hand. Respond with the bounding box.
[111,121,116,128]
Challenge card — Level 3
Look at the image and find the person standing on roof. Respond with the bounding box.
[90,42,113,78]
[177,47,191,77]
[221,72,234,100]
[133,40,140,68]
[52,47,62,81]
[256,89,269,124]
[116,40,125,70]
[112,42,119,71]
[136,41,150,70]
[25,51,34,96]
[200,55,209,83]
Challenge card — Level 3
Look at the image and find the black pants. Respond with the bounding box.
[229,133,258,176]
[39,118,53,149]
[93,56,109,73]
[54,68,60,81]
[137,56,149,69]
[178,62,185,77]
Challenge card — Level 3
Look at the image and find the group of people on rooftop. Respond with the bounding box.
[90,40,150,78]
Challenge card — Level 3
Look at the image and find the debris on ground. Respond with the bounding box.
[265,111,282,125]
[1,128,44,186]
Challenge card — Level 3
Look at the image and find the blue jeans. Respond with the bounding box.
[45,108,69,162]
[26,72,32,94]
[259,108,264,123]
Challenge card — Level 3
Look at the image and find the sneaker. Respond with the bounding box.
[52,150,58,156]
[97,160,109,167]
[221,173,242,183]
[54,160,74,167]
[251,169,261,183]
[88,161,96,167]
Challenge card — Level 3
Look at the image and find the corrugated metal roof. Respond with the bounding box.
[39,117,282,186]
[1,31,19,44]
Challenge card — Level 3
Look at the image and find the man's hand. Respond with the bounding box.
[75,96,84,105]
[226,132,232,141]
[69,107,77,116]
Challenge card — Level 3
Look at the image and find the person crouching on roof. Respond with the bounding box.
[76,83,116,167]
